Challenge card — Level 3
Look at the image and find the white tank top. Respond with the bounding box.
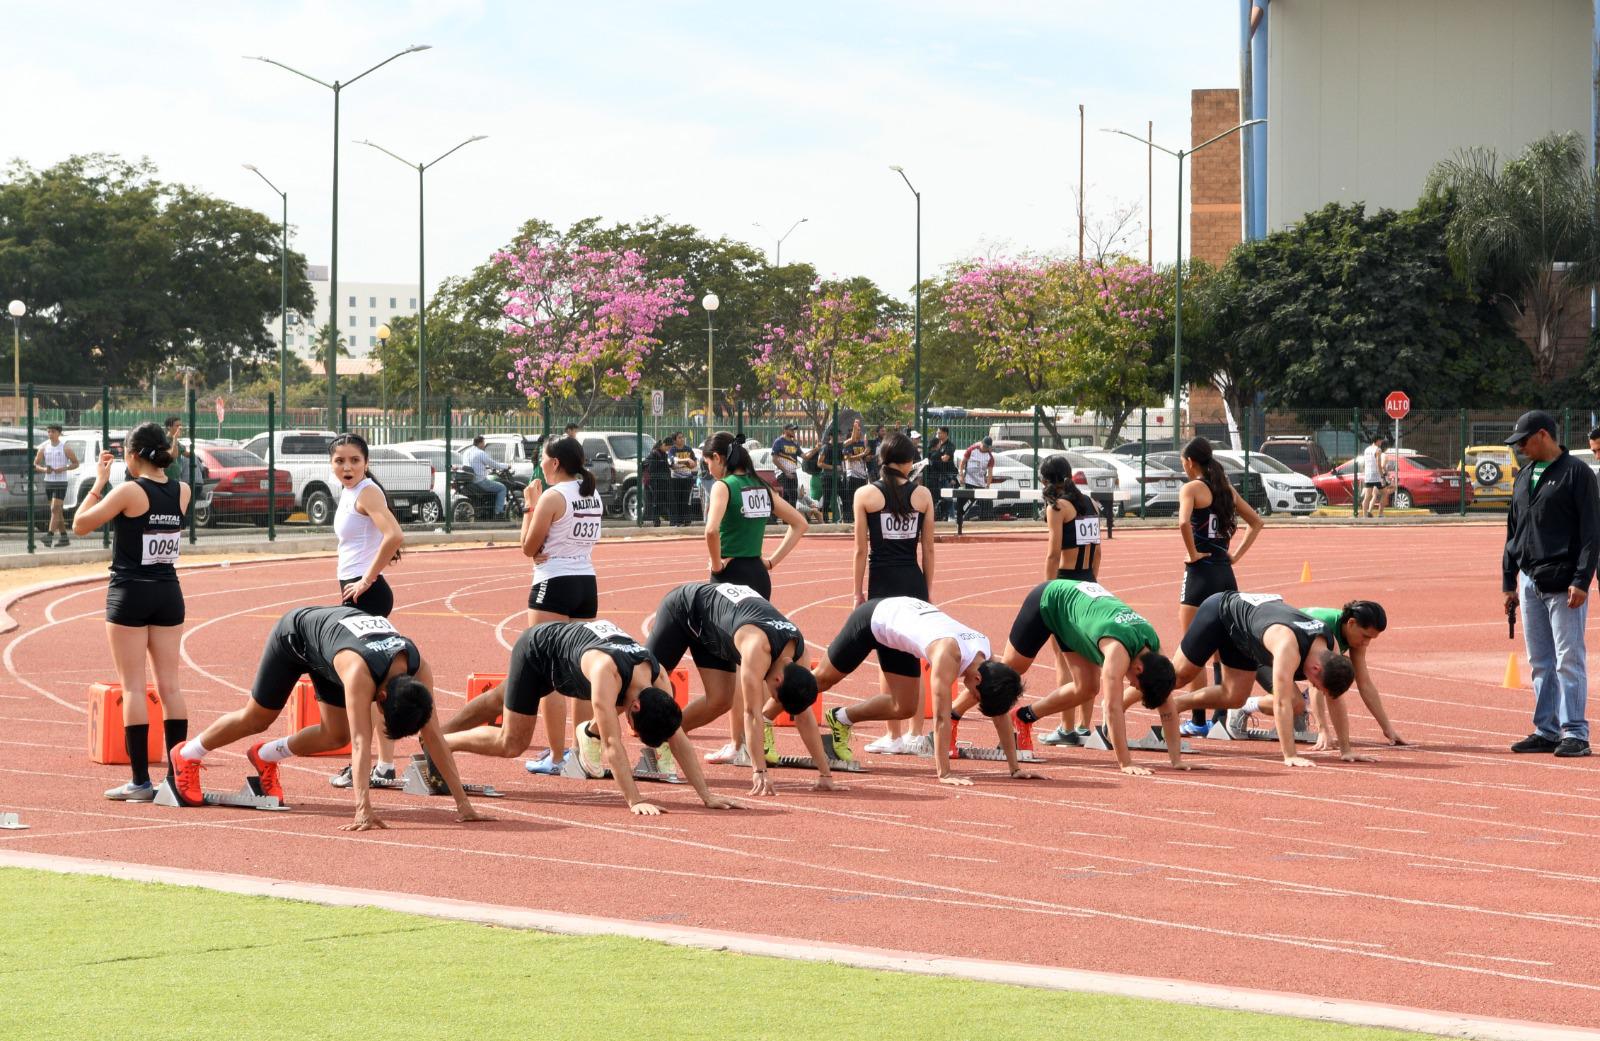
[41,441,70,480]
[1362,445,1381,481]
[963,448,993,486]
[334,478,384,581]
[535,479,604,582]
[870,597,990,673]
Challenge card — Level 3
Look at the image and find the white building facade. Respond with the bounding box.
[270,264,420,373]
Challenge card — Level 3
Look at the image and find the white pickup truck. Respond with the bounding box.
[238,430,439,526]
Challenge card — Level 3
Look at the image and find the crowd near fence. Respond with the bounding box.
[0,384,1583,555]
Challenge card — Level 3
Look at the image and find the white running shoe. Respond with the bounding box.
[704,741,741,764]
[104,781,155,802]
[864,734,899,754]
[901,734,934,757]
[1225,709,1252,740]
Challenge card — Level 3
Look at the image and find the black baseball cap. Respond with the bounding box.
[782,422,796,431]
[981,436,993,447]
[1503,410,1557,446]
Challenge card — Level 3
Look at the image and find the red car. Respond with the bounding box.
[1312,453,1474,512]
[194,444,293,527]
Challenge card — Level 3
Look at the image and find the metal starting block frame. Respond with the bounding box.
[772,753,866,773]
[0,812,27,830]
[553,747,683,784]
[1203,723,1317,744]
[153,774,289,811]
[400,756,505,798]
[952,743,1045,762]
[1080,724,1191,753]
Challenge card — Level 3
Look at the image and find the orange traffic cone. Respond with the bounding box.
[1300,561,1312,583]
[1503,653,1522,690]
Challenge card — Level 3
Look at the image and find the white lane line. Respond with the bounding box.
[1280,851,1356,861]
[1442,802,1498,810]
[729,834,792,843]
[928,853,998,864]
[1068,831,1124,840]
[1546,810,1600,820]
[1487,836,1564,847]
[1409,863,1495,874]
[1166,841,1235,850]
[1165,877,1237,887]
[1446,952,1557,968]
[1365,826,1428,835]
[1159,809,1214,816]
[1262,817,1322,825]
[830,844,889,854]
[1264,932,1386,949]
[948,819,1012,829]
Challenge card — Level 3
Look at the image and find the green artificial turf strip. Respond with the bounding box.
[0,867,1440,1041]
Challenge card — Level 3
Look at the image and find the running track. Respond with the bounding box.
[2,525,1597,1030]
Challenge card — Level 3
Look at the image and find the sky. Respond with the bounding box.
[10,0,1239,301]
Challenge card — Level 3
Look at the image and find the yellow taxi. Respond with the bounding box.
[1462,444,1519,502]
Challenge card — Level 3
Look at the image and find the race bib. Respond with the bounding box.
[140,532,180,566]
[740,486,772,519]
[715,583,760,604]
[1074,581,1113,599]
[584,620,628,641]
[879,513,918,540]
[1073,515,1101,545]
[340,615,399,639]
[1293,620,1326,633]
[571,516,602,543]
[1239,592,1284,606]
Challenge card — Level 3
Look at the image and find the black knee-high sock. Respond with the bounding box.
[163,718,188,761]
[125,724,150,786]
[1211,662,1227,725]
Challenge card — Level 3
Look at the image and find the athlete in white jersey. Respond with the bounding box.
[813,597,1030,784]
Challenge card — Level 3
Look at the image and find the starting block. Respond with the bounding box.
[0,812,26,830]
[399,754,505,798]
[552,747,684,784]
[771,752,866,773]
[1080,724,1191,753]
[86,683,167,765]
[952,743,1045,763]
[1202,719,1317,744]
[286,678,350,758]
[152,773,289,811]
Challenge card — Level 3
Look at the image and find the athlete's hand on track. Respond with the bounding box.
[749,773,775,796]
[341,810,388,831]
[1340,752,1378,763]
[701,794,740,810]
[1283,756,1316,768]
[938,774,974,786]
[630,801,665,816]
[1008,769,1043,780]
[1119,764,1152,777]
[456,806,492,823]
[811,775,844,792]
[1313,734,1334,752]
[1166,762,1203,771]
[1384,731,1409,746]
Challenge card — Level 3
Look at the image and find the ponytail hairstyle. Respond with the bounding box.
[545,436,596,497]
[1039,454,1092,516]
[703,430,754,475]
[1182,436,1236,540]
[329,432,385,491]
[876,431,918,519]
[127,421,175,470]
[1339,599,1387,634]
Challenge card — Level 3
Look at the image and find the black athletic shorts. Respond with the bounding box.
[1056,567,1096,582]
[826,600,920,679]
[338,575,393,618]
[1180,559,1237,607]
[105,580,185,628]
[44,482,67,503]
[1177,592,1255,672]
[645,585,736,673]
[504,636,654,717]
[868,565,928,601]
[711,556,771,600]
[527,574,599,618]
[251,616,343,711]
[1006,582,1055,660]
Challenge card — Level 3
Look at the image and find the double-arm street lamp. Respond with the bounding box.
[754,217,807,267]
[241,165,289,409]
[889,165,922,434]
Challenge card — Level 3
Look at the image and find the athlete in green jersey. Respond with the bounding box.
[701,431,808,603]
[1248,600,1405,749]
[955,579,1181,775]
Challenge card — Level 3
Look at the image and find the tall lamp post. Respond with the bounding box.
[889,165,922,434]
[8,299,24,413]
[242,165,289,409]
[702,293,719,426]
[754,217,807,266]
[1103,119,1264,449]
[246,44,431,422]
[376,323,391,424]
[358,134,487,439]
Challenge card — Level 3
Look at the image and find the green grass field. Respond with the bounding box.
[0,867,1439,1041]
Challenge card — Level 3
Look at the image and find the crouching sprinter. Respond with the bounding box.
[168,606,487,831]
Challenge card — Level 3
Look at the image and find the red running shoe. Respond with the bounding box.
[167,745,205,806]
[246,741,284,801]
[948,716,962,760]
[1012,710,1035,753]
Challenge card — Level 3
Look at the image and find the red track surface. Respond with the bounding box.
[3,526,1597,1028]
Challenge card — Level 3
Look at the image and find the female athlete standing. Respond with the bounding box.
[521,436,605,774]
[852,432,937,755]
[325,434,407,788]
[1176,437,1263,736]
[1031,454,1104,747]
[72,422,190,801]
[701,430,808,764]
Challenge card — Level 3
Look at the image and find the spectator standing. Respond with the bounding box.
[771,422,801,506]
[1360,434,1388,518]
[641,437,672,526]
[1503,410,1596,758]
[462,434,508,520]
[564,422,580,439]
[817,427,843,523]
[866,424,886,481]
[669,431,697,525]
[957,435,996,526]
[35,423,79,548]
[163,416,188,497]
[842,418,870,516]
[927,427,957,520]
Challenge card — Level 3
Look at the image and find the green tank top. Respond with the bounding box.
[718,473,772,558]
[1304,607,1346,652]
[1040,579,1159,665]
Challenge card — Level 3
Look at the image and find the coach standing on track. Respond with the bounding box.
[1503,410,1596,758]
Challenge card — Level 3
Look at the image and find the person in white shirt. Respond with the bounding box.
[34,423,79,548]
[1360,434,1388,518]
[957,436,996,525]
[463,435,507,519]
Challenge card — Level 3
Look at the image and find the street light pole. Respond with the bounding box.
[1102,119,1264,449]
[702,293,719,426]
[242,165,289,409]
[755,217,808,266]
[7,300,24,414]
[890,166,922,434]
[247,44,431,423]
[359,135,487,438]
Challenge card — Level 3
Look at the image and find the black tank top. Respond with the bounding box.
[1056,493,1101,575]
[1189,485,1232,561]
[1218,592,1329,668]
[288,606,420,687]
[523,620,660,703]
[110,477,183,583]
[866,481,922,571]
[682,581,804,664]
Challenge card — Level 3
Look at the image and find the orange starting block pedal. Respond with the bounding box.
[466,672,506,725]
[668,666,689,708]
[919,662,948,720]
[776,658,825,727]
[87,683,167,765]
[286,678,350,757]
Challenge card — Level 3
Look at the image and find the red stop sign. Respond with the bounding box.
[1384,391,1410,420]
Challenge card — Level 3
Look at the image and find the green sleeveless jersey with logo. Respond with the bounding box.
[1303,607,1346,652]
[718,473,772,558]
[1040,579,1159,665]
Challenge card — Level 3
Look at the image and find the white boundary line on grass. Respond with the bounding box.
[2,849,1595,1041]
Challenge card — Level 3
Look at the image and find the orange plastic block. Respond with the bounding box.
[87,683,166,765]
[466,672,506,725]
[287,677,350,757]
[667,666,690,708]
[918,661,947,720]
[775,658,825,727]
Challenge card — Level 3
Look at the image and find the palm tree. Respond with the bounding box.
[1425,132,1600,383]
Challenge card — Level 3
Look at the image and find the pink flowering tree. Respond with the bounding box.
[942,257,1070,398]
[750,281,909,435]
[496,240,692,420]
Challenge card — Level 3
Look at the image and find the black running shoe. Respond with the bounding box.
[1511,733,1561,753]
[1554,737,1592,758]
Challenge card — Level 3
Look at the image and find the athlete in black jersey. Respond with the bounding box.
[444,620,737,815]
[1170,592,1368,767]
[1032,454,1104,746]
[168,606,488,830]
[647,583,829,795]
[73,422,193,802]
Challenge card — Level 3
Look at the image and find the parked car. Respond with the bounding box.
[1213,450,1319,515]
[994,449,1119,517]
[575,430,653,517]
[1259,436,1332,478]
[1569,448,1600,482]
[191,443,292,527]
[238,430,438,525]
[1312,453,1472,511]
[386,441,464,505]
[1145,451,1272,514]
[1461,444,1519,504]
[470,433,542,481]
[0,439,33,519]
[1081,450,1184,516]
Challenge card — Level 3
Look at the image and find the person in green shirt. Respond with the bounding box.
[955,579,1180,775]
[702,430,808,601]
[163,416,187,487]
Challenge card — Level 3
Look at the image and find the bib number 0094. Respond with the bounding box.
[141,532,181,566]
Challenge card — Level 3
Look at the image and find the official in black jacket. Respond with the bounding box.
[1502,410,1597,758]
